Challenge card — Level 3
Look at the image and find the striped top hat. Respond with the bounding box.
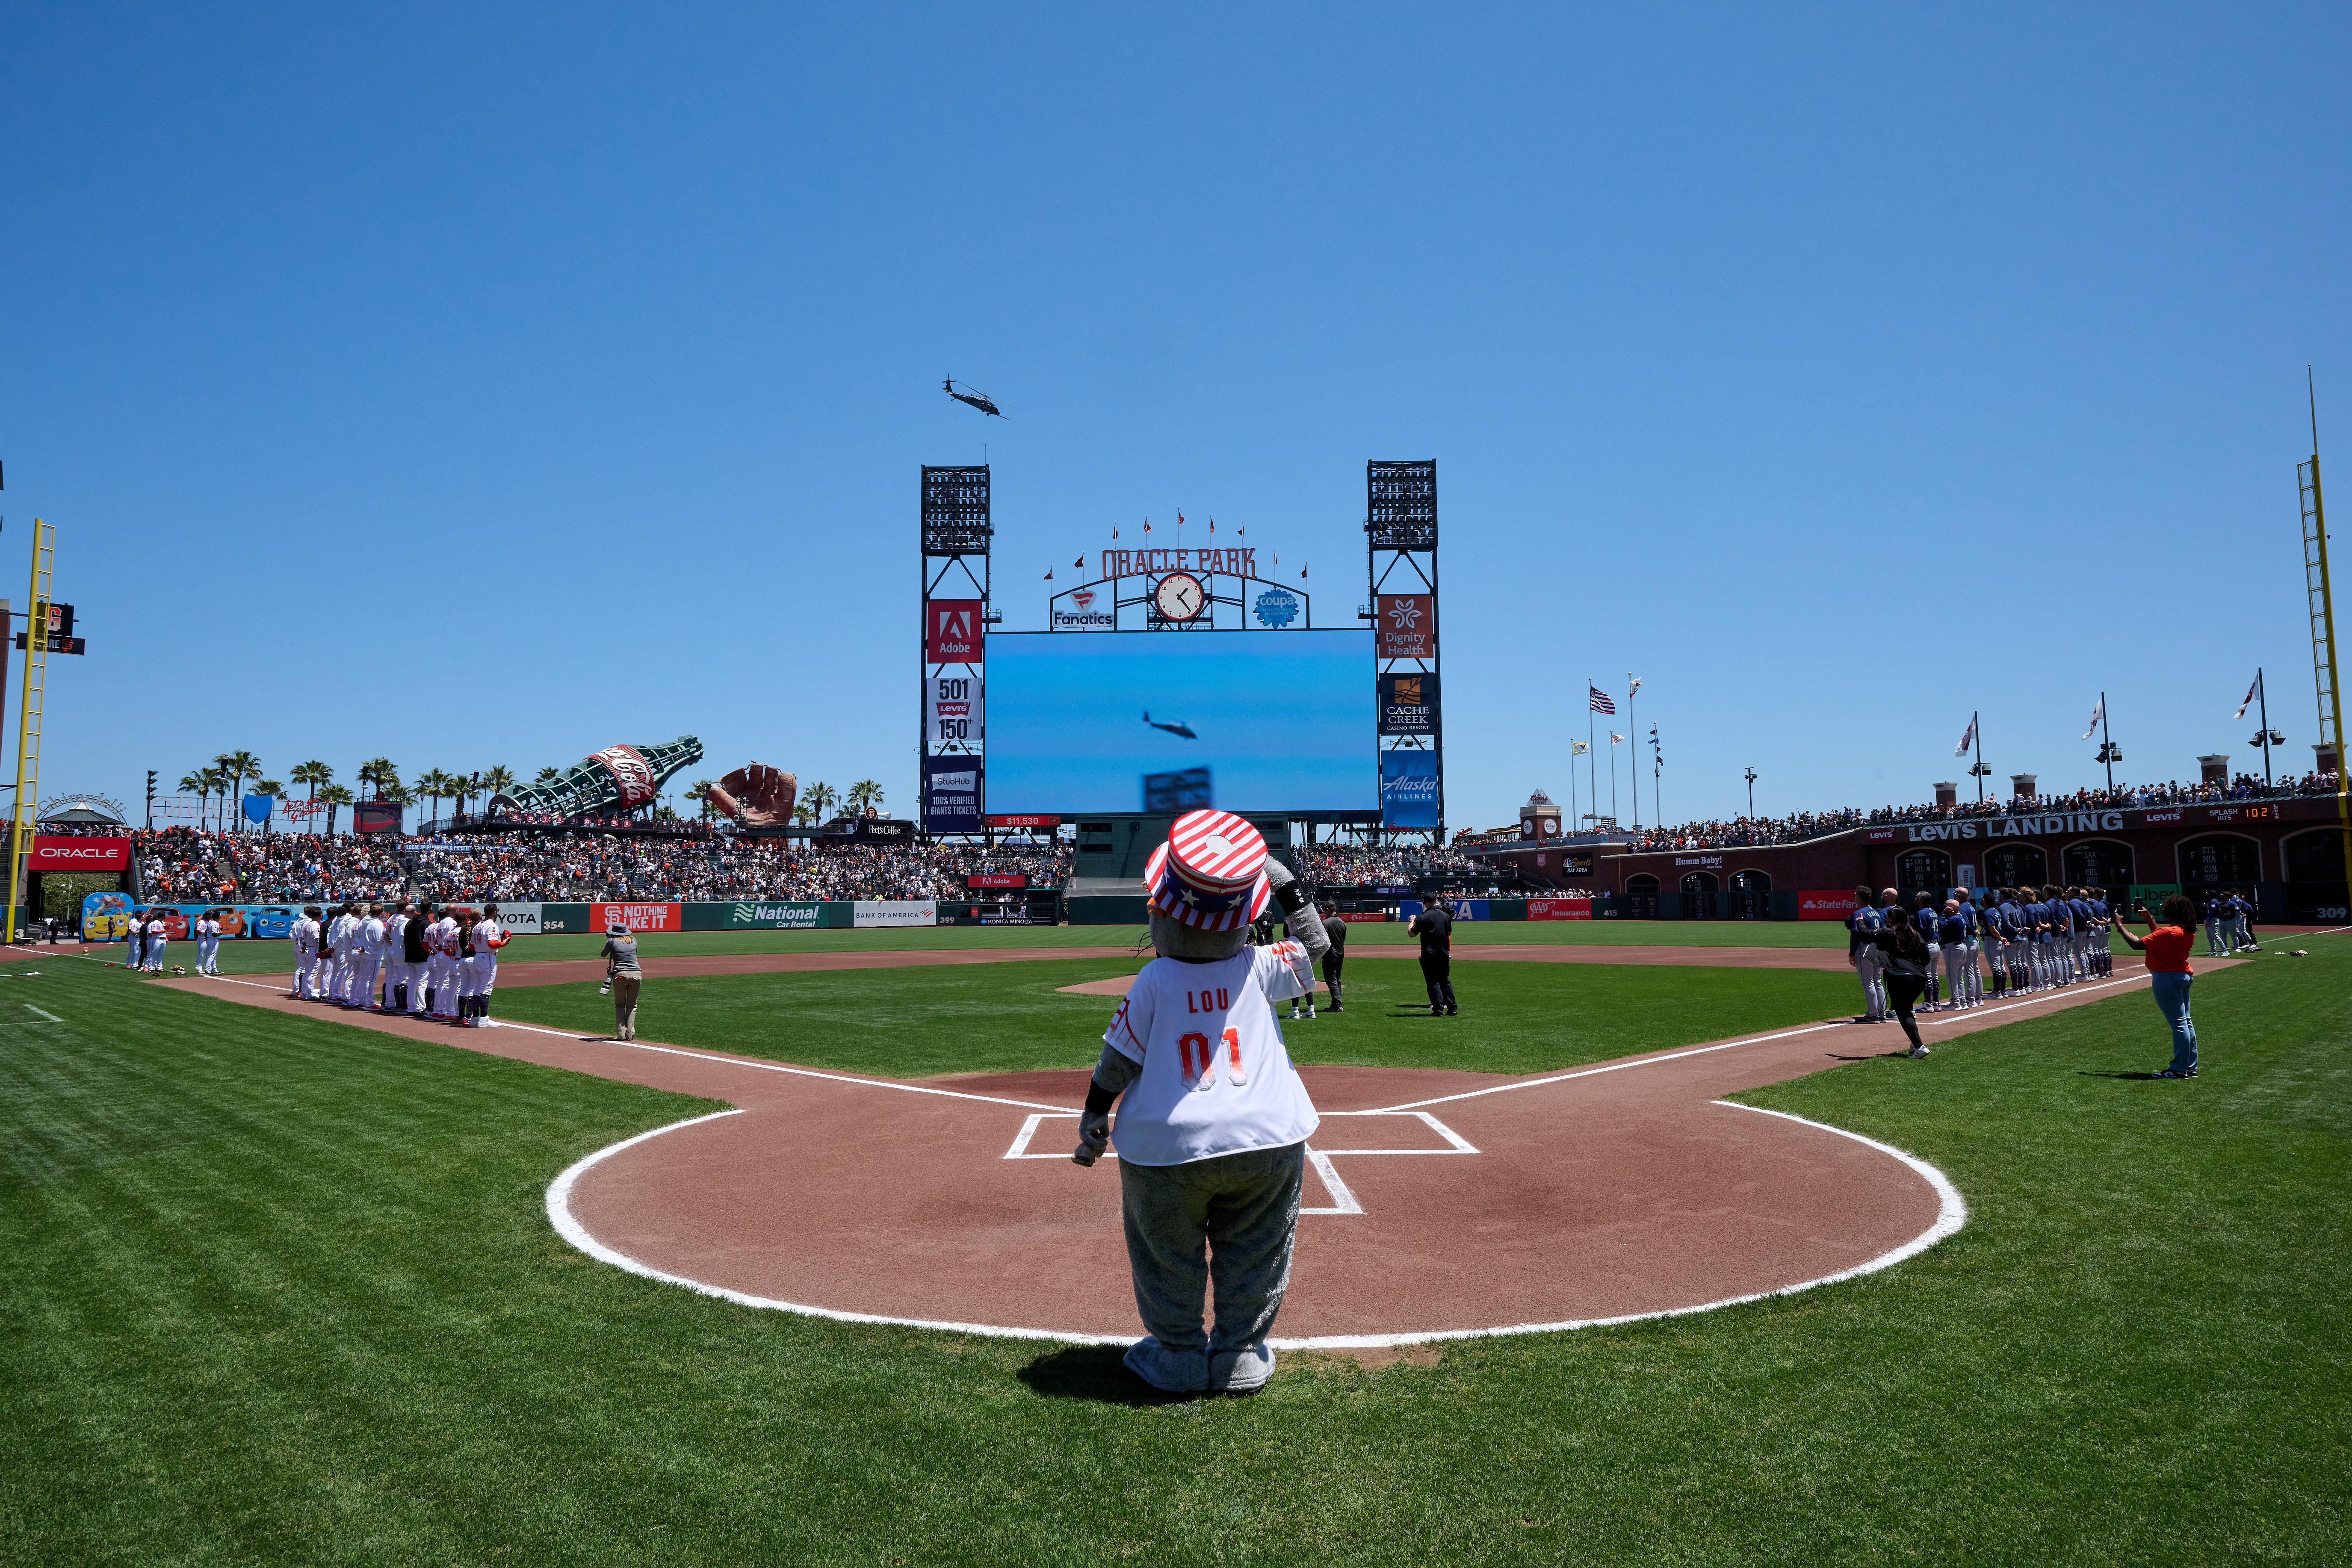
[1144,809,1272,931]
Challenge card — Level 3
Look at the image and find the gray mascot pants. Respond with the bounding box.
[1119,1140,1305,1394]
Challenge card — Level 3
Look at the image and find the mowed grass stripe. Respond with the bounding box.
[2,948,2346,1564]
[483,958,1864,1079]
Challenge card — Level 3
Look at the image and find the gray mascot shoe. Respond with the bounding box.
[1208,1344,1276,1395]
[1123,1336,1211,1394]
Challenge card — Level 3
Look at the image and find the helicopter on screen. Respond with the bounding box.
[1143,712,1198,740]
[943,378,1004,417]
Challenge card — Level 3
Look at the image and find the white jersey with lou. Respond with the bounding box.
[1102,940,1319,1167]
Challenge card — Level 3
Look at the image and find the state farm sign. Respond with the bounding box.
[31,836,131,871]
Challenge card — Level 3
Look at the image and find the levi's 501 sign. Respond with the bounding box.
[927,600,984,662]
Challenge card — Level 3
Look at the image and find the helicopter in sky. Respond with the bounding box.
[943,378,1004,417]
[1143,712,1197,740]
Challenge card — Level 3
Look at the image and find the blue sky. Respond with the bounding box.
[3,3,2348,831]
[987,631,1373,813]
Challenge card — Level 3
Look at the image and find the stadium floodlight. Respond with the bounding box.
[1743,768,1757,817]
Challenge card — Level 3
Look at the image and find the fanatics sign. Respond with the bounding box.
[30,836,132,871]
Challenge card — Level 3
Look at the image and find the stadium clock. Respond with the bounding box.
[1152,570,1206,622]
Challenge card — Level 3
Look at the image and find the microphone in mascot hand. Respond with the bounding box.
[1067,810,1330,1397]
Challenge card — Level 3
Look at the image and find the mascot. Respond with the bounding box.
[1072,810,1331,1395]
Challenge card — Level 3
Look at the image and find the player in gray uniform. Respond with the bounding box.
[1847,887,1886,1023]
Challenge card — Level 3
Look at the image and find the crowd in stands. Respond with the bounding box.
[123,827,1068,906]
[1624,771,2343,853]
[1299,844,1482,886]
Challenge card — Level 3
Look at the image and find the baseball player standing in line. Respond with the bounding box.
[1953,887,1984,1007]
[324,904,352,1002]
[145,912,171,972]
[463,904,508,1026]
[194,910,222,976]
[1912,893,1942,1009]
[428,906,461,1019]
[380,903,410,1013]
[1847,886,1886,1023]
[1937,900,1971,1010]
[124,909,146,970]
[350,905,384,1011]
[400,901,434,1014]
[290,906,321,998]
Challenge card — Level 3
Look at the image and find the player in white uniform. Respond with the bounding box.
[322,905,349,1002]
[351,905,387,1010]
[291,907,322,998]
[430,910,463,1019]
[461,906,509,1025]
[380,903,411,1014]
[124,912,146,969]
[195,912,222,975]
[145,913,171,971]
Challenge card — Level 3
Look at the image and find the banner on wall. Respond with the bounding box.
[80,890,132,940]
[923,759,984,834]
[482,902,545,935]
[926,600,985,662]
[1525,898,1593,920]
[30,835,131,871]
[1798,889,1861,920]
[591,901,683,933]
[352,800,405,835]
[1377,672,1440,736]
[723,901,827,930]
[1379,752,1441,829]
[926,673,981,750]
[853,900,937,928]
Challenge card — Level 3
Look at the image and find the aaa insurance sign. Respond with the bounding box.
[31,836,131,871]
[926,600,984,662]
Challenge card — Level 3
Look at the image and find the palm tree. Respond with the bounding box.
[688,779,716,820]
[846,779,884,818]
[414,769,452,826]
[533,766,559,785]
[356,757,400,800]
[217,751,262,830]
[319,783,354,836]
[290,760,333,836]
[792,800,817,827]
[178,771,210,828]
[804,781,838,821]
[480,765,515,811]
[203,764,236,833]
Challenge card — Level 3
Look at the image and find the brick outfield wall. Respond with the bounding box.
[1477,794,2352,898]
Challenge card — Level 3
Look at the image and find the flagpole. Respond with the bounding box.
[1624,673,1635,828]
[1587,680,1598,834]
[2257,668,2272,787]
[2100,693,2114,791]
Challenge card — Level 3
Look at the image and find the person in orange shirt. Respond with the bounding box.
[2115,892,2201,1078]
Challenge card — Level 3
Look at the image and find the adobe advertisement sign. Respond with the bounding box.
[967,872,1027,889]
[1378,672,1439,735]
[30,835,131,871]
[926,599,984,662]
[926,674,981,749]
[922,759,984,834]
[1376,594,1435,659]
[1380,751,1440,829]
[591,901,683,933]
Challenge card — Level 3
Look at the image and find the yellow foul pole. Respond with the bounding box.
[4,519,53,944]
[2304,454,2352,912]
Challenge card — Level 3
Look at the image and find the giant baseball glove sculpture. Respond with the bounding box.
[706,764,798,826]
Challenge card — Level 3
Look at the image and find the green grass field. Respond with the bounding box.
[5,946,2346,1563]
[485,958,1859,1079]
[79,916,1860,977]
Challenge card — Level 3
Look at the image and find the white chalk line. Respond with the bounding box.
[542,1097,1970,1349]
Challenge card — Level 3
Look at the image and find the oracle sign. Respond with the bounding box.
[31,836,131,871]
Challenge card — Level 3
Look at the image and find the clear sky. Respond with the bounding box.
[4,3,2348,832]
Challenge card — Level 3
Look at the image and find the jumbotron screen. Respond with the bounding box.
[986,631,1376,814]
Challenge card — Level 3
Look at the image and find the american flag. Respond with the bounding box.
[1589,685,1615,715]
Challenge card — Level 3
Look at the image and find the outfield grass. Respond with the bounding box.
[485,958,1861,1079]
[4,948,2346,1563]
[77,915,1855,977]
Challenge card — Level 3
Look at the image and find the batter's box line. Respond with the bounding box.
[1001,1110,1479,1217]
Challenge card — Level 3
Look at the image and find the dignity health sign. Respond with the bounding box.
[30,836,132,871]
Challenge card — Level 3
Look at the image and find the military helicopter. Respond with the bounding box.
[943,378,1004,417]
[1143,712,1197,740]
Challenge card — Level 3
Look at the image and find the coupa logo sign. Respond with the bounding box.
[1253,587,1299,628]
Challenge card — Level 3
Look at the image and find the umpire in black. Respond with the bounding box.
[1409,897,1458,1015]
[1316,901,1347,1013]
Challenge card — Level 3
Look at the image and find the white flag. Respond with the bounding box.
[2234,677,2259,721]
[2082,699,2103,741]
[1571,741,1589,756]
[1628,676,1642,697]
[1954,717,1976,756]
[1610,732,1625,744]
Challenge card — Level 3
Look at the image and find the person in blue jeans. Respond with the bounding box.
[2116,892,2201,1078]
